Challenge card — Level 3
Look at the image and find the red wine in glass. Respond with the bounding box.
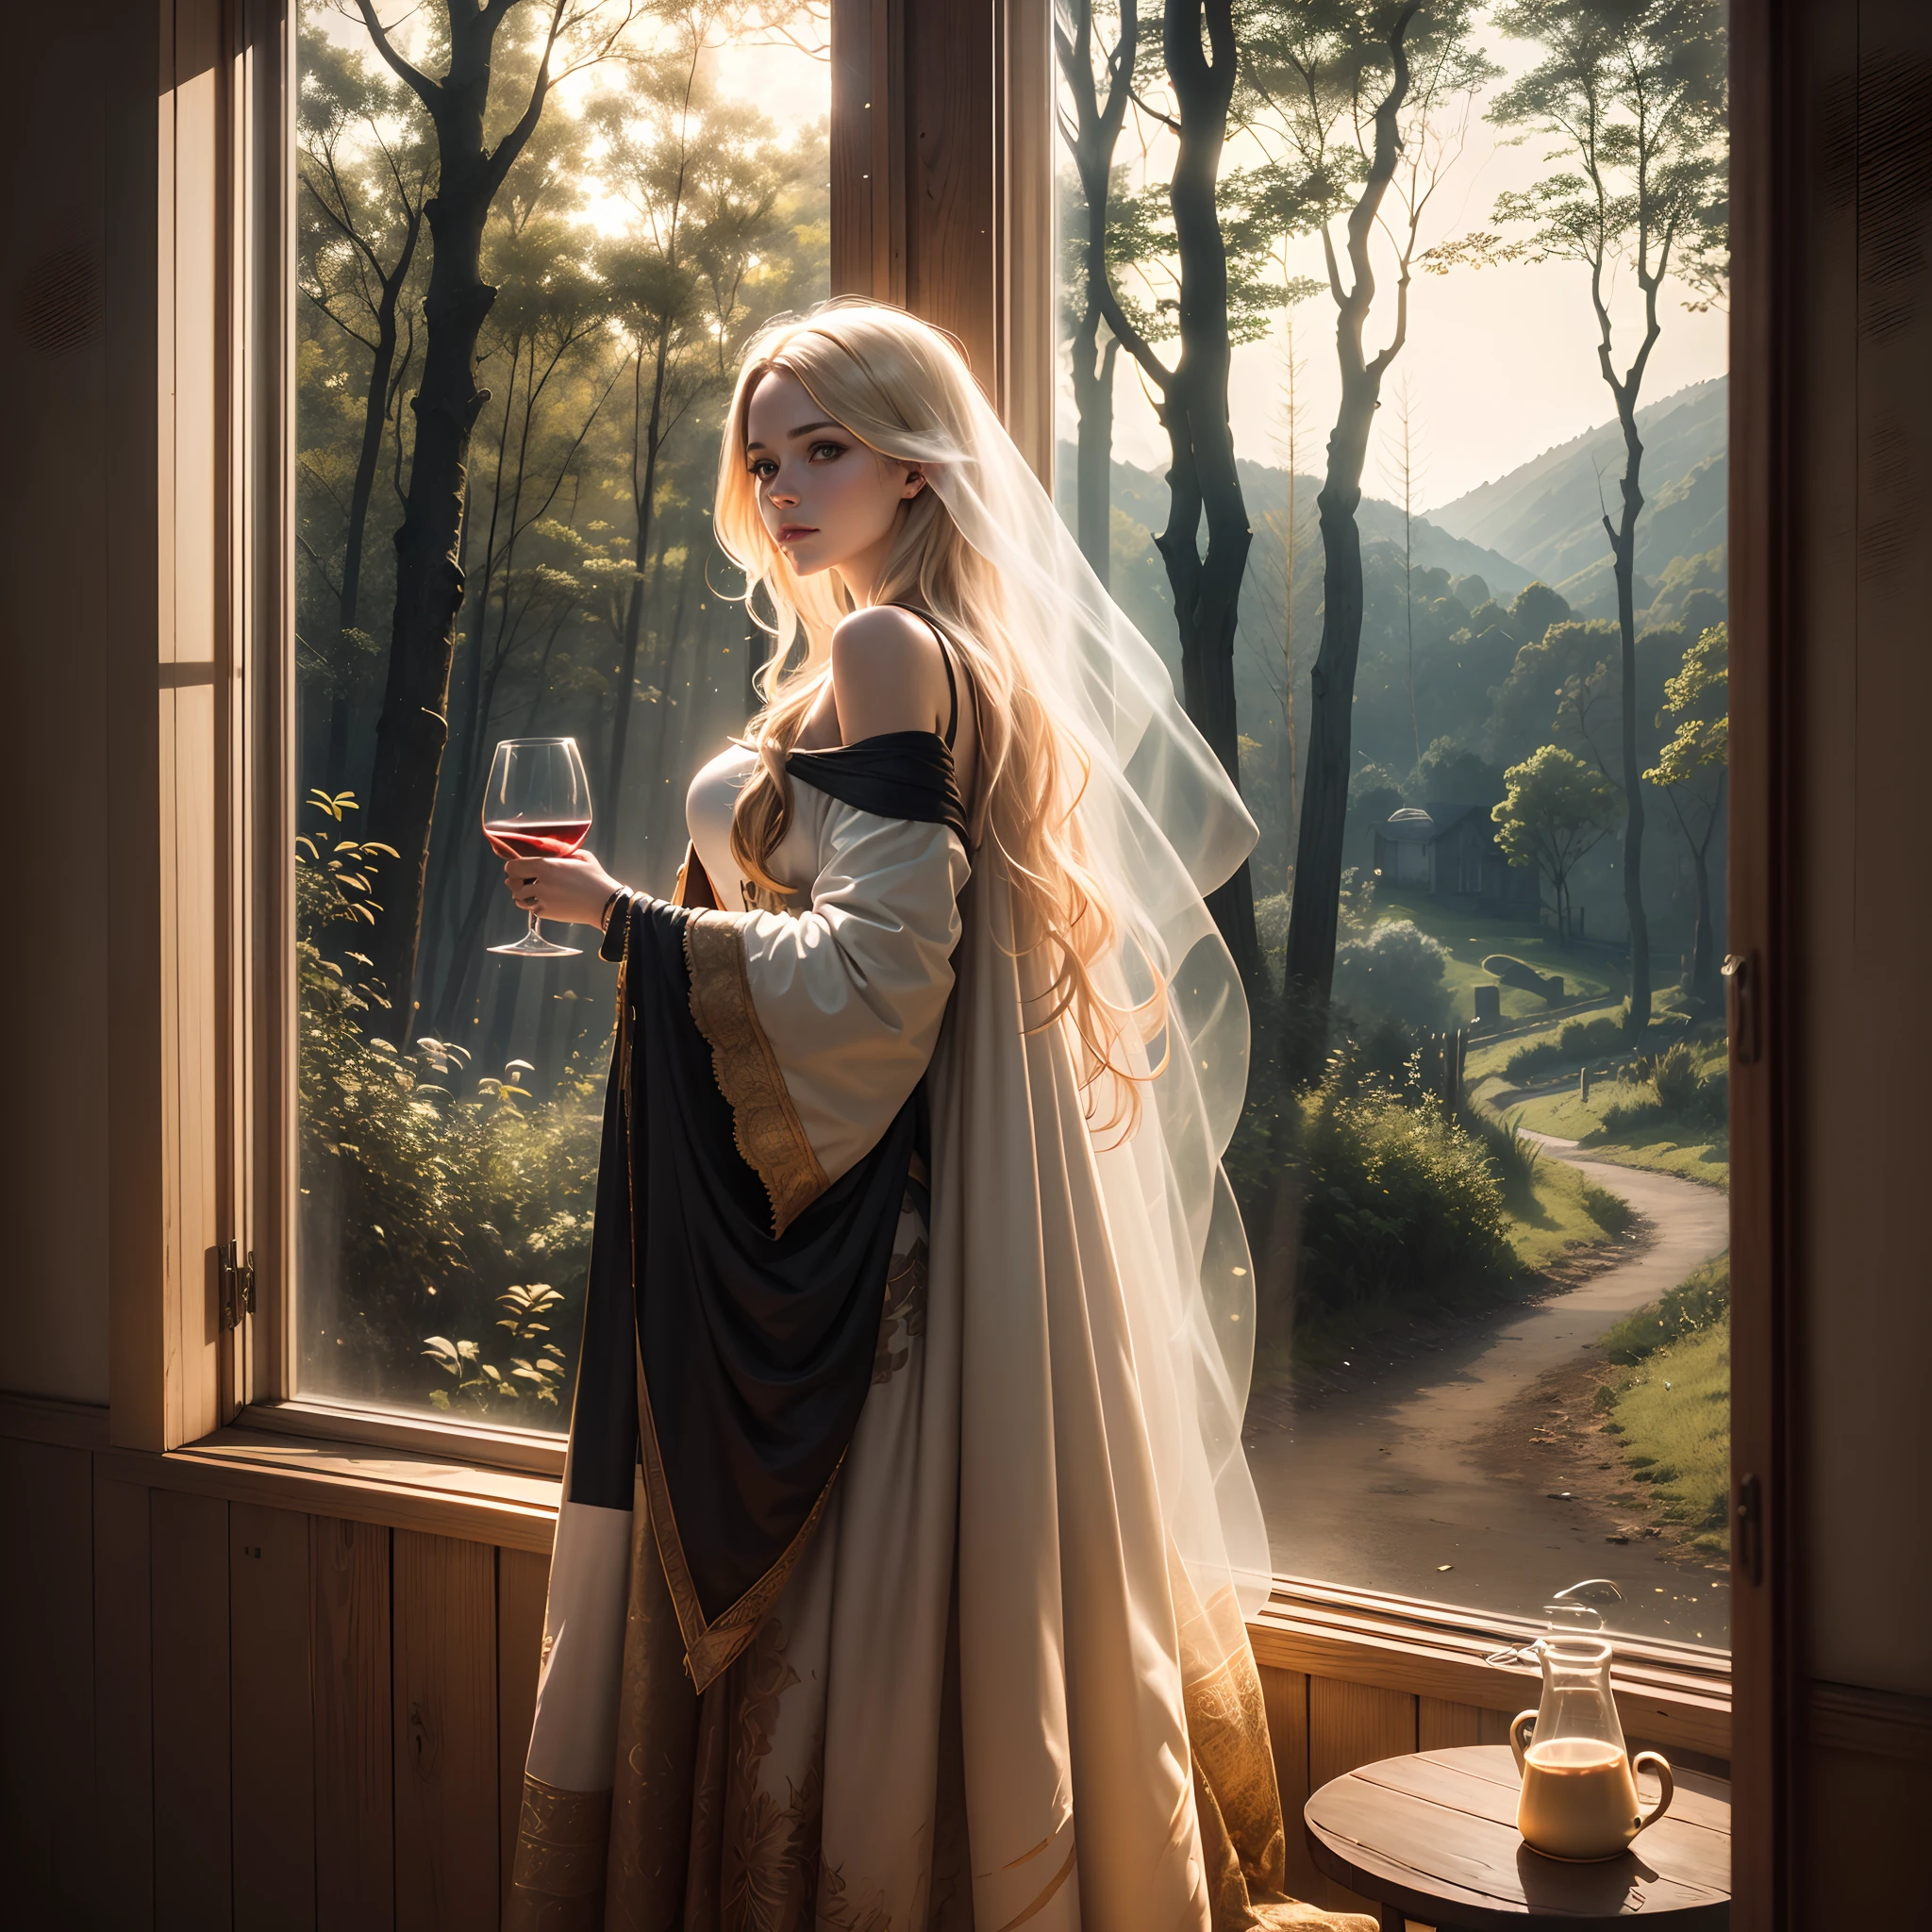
[482,738,592,958]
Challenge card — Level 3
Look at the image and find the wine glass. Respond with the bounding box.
[483,737,592,958]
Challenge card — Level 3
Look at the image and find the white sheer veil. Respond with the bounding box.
[916,341,1273,1629]
[723,300,1274,1631]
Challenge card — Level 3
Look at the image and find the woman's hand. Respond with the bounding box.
[500,846,625,928]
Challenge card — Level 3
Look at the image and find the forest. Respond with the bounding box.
[293,0,1728,1427]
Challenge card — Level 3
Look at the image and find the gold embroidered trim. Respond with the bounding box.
[503,1774,610,1930]
[635,1347,845,1697]
[682,908,827,1238]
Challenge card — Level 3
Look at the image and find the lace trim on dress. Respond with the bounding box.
[681,908,828,1238]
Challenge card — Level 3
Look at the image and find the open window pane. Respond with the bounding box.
[293,0,829,1430]
[1055,3,1730,1645]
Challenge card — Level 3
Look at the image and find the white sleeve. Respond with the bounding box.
[681,796,968,1202]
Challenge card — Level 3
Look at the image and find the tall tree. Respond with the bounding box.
[1479,0,1727,1032]
[595,21,794,857]
[1085,0,1282,990]
[296,30,429,787]
[1491,743,1621,941]
[352,0,635,1035]
[1054,0,1148,587]
[1252,0,1487,1024]
[1644,621,1726,1009]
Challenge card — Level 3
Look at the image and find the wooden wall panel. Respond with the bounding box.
[496,1549,550,1900]
[393,1531,500,1931]
[92,1474,156,1926]
[314,1515,393,1932]
[1259,1664,1321,1908]
[232,1503,315,1930]
[1418,1699,1516,1752]
[151,1487,232,1931]
[1307,1677,1418,1920]
[0,1441,95,1927]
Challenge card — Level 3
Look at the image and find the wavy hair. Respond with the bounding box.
[712,299,1158,1128]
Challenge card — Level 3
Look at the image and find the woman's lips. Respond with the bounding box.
[777,525,818,541]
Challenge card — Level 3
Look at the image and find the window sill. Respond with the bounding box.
[2,1389,1731,1757]
[1256,1574,1732,1760]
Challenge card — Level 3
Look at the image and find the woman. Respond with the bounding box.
[500,301,1370,1932]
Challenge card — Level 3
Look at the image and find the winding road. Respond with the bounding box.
[1242,1138,1732,1646]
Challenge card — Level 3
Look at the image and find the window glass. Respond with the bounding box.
[294,0,829,1430]
[1055,2,1730,1646]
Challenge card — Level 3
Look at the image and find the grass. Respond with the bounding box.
[1469,1013,1730,1189]
[1372,895,1624,1026]
[1595,1256,1731,1557]
[1479,1082,1731,1188]
[1600,1324,1731,1557]
[1506,1153,1628,1273]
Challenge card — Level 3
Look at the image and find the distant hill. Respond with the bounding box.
[1064,448,1532,597]
[1427,376,1726,614]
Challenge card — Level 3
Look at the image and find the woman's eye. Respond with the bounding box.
[808,441,845,462]
[748,458,775,479]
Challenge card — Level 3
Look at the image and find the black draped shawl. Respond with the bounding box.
[561,735,963,1690]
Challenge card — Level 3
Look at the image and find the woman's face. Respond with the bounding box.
[744,368,925,593]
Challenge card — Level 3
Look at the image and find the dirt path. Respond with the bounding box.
[1241,1139,1732,1646]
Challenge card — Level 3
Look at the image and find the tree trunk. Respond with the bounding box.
[1154,0,1258,991]
[606,333,672,861]
[1071,315,1118,588]
[361,2,553,1039]
[1284,411,1373,1009]
[1055,0,1136,591]
[1280,8,1417,1042]
[329,208,421,790]
[1607,403,1652,1033]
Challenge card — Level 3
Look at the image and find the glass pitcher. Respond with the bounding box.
[1509,1635,1674,1861]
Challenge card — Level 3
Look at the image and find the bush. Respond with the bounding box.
[1460,1107,1542,1216]
[296,799,605,1413]
[1503,1014,1627,1083]
[1290,1063,1518,1319]
[1599,1254,1730,1363]
[1333,919,1453,1030]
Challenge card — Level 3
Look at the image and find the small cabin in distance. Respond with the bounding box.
[1373,802,1539,912]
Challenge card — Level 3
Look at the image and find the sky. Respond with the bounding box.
[1067,26,1728,515]
[311,5,1726,518]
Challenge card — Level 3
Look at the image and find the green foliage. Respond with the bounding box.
[1503,1013,1628,1082]
[1597,1038,1728,1134]
[1491,745,1622,938]
[1333,919,1453,1030]
[425,1283,570,1415]
[1600,1254,1730,1364]
[1288,1058,1518,1320]
[296,796,604,1408]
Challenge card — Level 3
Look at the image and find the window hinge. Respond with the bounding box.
[1722,950,1761,1065]
[217,1241,257,1332]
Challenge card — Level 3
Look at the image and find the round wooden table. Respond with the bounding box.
[1303,1745,1730,1930]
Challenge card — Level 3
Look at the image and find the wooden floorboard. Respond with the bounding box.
[232,1503,316,1931]
[496,1548,549,1901]
[393,1529,500,1931]
[151,1486,231,1932]
[1,1440,94,1929]
[313,1513,393,1932]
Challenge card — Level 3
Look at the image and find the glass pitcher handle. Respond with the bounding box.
[1633,1750,1675,1829]
[1509,1709,1538,1774]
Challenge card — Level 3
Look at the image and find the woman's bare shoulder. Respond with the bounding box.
[829,606,950,741]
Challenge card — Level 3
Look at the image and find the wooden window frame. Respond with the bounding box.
[119,0,1740,1790]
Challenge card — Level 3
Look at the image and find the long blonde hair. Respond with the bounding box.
[712,299,1156,1124]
